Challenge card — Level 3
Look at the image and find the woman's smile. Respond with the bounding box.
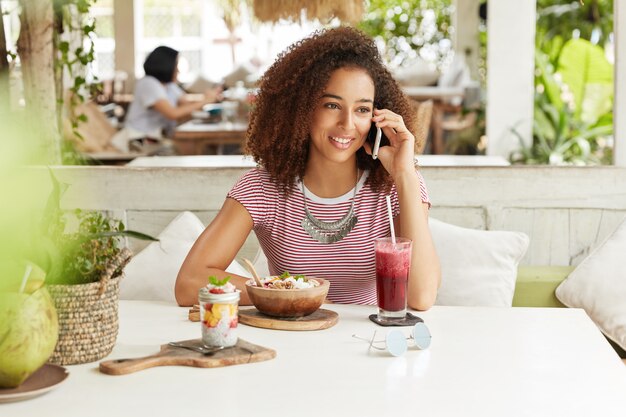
[329,135,355,149]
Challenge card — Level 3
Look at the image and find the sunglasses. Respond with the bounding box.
[352,322,432,357]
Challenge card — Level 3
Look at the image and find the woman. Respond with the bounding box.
[176,27,440,309]
[112,46,222,152]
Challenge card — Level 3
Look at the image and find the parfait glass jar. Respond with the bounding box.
[198,288,240,348]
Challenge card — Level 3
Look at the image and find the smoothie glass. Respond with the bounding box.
[375,237,412,320]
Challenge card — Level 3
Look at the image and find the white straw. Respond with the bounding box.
[19,264,33,293]
[385,195,396,245]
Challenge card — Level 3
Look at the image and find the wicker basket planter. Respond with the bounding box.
[47,249,131,365]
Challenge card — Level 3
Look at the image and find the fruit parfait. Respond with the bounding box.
[198,276,240,348]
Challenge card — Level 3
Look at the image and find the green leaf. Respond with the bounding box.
[532,120,552,156]
[576,124,613,141]
[580,83,614,125]
[208,276,231,286]
[91,230,158,241]
[535,50,563,110]
[73,130,85,141]
[58,41,70,54]
[533,104,555,144]
[546,35,564,64]
[74,76,86,87]
[557,38,613,121]
[41,170,68,239]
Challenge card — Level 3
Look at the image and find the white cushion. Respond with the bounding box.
[556,217,626,351]
[120,211,250,302]
[249,218,529,307]
[431,218,529,307]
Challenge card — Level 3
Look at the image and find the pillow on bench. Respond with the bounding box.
[556,216,626,352]
[120,211,250,302]
[430,218,529,307]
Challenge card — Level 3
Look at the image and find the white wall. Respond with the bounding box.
[486,0,536,159]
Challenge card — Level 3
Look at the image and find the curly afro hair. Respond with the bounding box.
[246,26,417,195]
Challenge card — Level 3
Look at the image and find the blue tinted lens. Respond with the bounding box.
[412,322,432,349]
[386,330,408,357]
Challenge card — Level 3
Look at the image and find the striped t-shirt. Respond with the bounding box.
[227,168,430,305]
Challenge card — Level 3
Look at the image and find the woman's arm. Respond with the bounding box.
[369,108,441,311]
[151,97,206,121]
[152,86,223,121]
[178,87,223,106]
[394,174,440,311]
[175,198,254,307]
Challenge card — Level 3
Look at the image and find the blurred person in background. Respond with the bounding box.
[112,46,222,153]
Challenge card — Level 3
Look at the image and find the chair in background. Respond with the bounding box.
[431,101,478,154]
[64,100,149,164]
[414,100,433,155]
[64,101,118,153]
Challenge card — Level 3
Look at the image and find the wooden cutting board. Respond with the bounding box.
[99,339,275,375]
[239,308,338,331]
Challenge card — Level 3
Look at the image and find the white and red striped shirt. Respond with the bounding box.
[228,168,430,305]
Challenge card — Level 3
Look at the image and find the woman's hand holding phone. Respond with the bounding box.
[369,108,416,180]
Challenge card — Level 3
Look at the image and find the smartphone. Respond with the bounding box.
[370,126,382,160]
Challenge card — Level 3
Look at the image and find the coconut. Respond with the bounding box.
[0,284,59,388]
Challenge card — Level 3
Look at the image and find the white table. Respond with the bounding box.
[173,121,248,155]
[5,302,626,416]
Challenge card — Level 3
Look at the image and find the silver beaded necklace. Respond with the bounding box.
[300,171,359,244]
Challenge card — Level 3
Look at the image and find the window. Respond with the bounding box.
[92,0,115,80]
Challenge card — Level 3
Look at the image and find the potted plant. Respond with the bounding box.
[33,170,157,365]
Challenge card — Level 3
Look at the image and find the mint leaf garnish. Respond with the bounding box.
[208,275,231,286]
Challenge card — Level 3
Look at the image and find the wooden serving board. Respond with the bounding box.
[99,339,275,375]
[239,308,338,331]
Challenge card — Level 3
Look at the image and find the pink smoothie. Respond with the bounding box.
[375,240,411,312]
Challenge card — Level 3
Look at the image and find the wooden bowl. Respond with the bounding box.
[245,278,330,318]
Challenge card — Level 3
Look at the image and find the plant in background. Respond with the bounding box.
[34,171,157,286]
[511,0,614,165]
[53,0,101,165]
[0,0,98,164]
[47,210,140,285]
[60,139,98,165]
[34,170,158,365]
[359,0,453,69]
[536,0,613,50]
[510,46,613,165]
